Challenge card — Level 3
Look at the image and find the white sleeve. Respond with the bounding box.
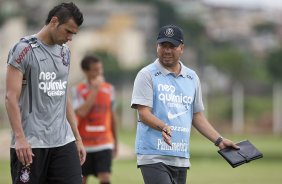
[193,74,205,113]
[131,67,153,109]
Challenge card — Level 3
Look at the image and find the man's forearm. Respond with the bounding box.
[75,90,98,118]
[66,95,82,141]
[111,112,118,144]
[5,91,26,141]
[137,106,167,131]
[5,66,26,141]
[192,112,221,143]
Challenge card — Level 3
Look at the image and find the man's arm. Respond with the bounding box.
[75,76,104,118]
[66,94,86,165]
[192,112,239,149]
[5,65,34,165]
[111,109,118,157]
[137,105,172,146]
[74,89,97,118]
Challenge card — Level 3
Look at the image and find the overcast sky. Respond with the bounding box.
[204,0,282,9]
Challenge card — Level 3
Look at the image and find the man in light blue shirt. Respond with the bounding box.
[131,25,239,184]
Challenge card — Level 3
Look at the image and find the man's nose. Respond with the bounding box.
[164,47,172,53]
[67,34,73,41]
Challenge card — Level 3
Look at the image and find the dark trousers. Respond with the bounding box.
[10,141,82,184]
[139,162,188,184]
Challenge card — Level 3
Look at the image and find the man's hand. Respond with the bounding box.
[112,143,118,158]
[161,125,172,146]
[15,137,34,165]
[89,75,104,90]
[75,140,86,165]
[218,138,240,150]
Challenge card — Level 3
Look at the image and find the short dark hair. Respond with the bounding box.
[81,55,101,71]
[45,2,83,26]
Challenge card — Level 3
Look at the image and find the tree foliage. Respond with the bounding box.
[94,50,144,87]
[178,18,206,45]
[253,21,276,34]
[266,48,282,81]
[207,47,248,82]
[114,0,177,27]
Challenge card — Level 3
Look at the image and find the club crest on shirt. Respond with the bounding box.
[61,47,70,66]
[20,166,31,183]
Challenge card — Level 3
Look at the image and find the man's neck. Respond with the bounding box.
[36,26,54,45]
[163,62,181,76]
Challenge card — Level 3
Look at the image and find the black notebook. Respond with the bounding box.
[218,140,263,168]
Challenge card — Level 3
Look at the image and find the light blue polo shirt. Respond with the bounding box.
[131,59,204,167]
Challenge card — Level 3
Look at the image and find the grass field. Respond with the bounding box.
[1,131,282,184]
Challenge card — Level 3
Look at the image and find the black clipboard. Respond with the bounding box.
[218,140,263,168]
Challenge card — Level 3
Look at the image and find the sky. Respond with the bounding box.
[204,0,282,9]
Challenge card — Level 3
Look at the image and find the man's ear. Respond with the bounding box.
[50,16,59,27]
[180,44,184,53]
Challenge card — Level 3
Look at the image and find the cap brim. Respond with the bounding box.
[157,38,182,47]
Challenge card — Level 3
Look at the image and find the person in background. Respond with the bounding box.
[5,2,85,184]
[131,24,239,184]
[72,55,118,184]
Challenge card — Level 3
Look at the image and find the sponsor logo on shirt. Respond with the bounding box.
[186,74,193,80]
[168,110,189,119]
[16,46,31,64]
[157,83,193,106]
[38,72,67,96]
[157,139,188,152]
[154,71,162,76]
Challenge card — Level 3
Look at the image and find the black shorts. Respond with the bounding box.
[10,141,82,184]
[139,162,188,184]
[82,149,112,177]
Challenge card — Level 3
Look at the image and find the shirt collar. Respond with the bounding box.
[154,59,186,78]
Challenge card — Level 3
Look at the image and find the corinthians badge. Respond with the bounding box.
[20,165,31,183]
[164,28,174,37]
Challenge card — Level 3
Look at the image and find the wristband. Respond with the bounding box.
[214,136,223,146]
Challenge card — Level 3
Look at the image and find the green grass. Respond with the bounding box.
[190,132,282,159]
[188,158,282,184]
[0,159,10,184]
[1,131,282,184]
[1,158,281,184]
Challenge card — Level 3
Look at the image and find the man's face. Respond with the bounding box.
[50,17,78,45]
[157,42,184,68]
[85,62,103,80]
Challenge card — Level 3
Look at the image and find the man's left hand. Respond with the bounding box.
[75,140,86,165]
[219,138,240,150]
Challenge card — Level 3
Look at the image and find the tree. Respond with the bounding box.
[208,47,248,82]
[208,46,249,133]
[178,18,206,45]
[94,50,123,87]
[253,21,276,34]
[266,48,282,134]
[115,0,178,27]
[266,49,282,81]
[94,50,144,87]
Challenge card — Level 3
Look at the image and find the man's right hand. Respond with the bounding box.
[15,137,34,165]
[89,75,104,90]
[162,125,172,146]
